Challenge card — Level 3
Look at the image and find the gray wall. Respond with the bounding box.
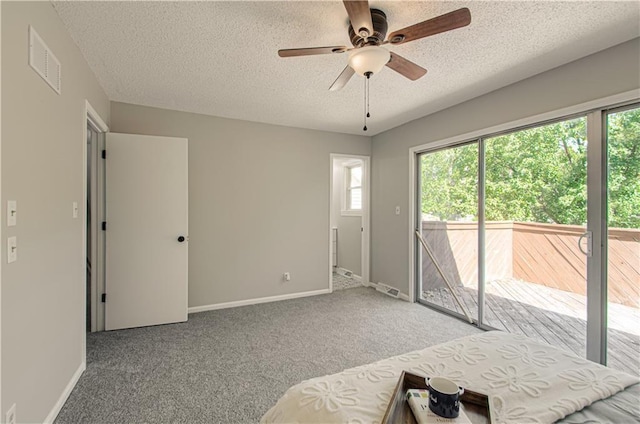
[371,38,640,296]
[110,102,371,307]
[331,161,362,276]
[1,2,110,422]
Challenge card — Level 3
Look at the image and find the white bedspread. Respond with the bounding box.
[261,331,639,424]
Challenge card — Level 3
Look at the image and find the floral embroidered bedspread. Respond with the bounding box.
[261,331,639,424]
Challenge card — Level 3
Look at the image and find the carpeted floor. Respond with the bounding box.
[55,286,482,424]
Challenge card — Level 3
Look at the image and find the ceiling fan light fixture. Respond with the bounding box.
[348,46,390,76]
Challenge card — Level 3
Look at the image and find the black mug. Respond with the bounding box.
[426,376,465,418]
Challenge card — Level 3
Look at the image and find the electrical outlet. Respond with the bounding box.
[6,403,16,424]
[283,272,291,282]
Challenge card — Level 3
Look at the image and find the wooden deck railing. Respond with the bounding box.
[421,221,639,308]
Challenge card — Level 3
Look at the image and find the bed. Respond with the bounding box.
[261,331,639,423]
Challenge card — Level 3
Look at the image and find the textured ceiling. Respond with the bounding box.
[52,1,640,136]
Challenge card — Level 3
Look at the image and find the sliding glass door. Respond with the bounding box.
[483,118,588,356]
[416,102,638,375]
[605,105,639,375]
[417,143,478,322]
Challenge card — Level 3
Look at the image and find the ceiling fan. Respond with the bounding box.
[278,1,472,91]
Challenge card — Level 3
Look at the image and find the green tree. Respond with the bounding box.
[608,108,640,228]
[420,109,639,229]
[485,117,587,225]
[420,143,477,221]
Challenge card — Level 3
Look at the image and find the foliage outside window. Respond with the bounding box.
[607,108,640,228]
[420,114,640,229]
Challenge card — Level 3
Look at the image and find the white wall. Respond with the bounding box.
[110,102,371,308]
[370,38,640,296]
[331,159,362,276]
[1,2,110,422]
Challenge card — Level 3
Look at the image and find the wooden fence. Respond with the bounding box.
[420,221,639,308]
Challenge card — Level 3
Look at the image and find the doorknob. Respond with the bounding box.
[177,236,186,243]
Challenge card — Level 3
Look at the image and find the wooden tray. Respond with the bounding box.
[381,371,493,424]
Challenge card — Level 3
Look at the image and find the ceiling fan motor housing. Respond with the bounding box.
[349,9,388,47]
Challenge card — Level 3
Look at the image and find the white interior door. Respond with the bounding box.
[105,133,188,330]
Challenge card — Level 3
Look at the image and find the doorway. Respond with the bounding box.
[84,101,108,335]
[86,122,96,332]
[329,155,370,291]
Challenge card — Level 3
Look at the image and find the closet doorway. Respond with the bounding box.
[329,155,370,291]
[85,105,108,333]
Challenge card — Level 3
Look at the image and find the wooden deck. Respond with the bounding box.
[421,278,640,377]
[421,221,640,308]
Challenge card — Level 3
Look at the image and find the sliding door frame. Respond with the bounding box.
[477,138,486,328]
[585,110,607,364]
[408,90,639,364]
[591,102,640,366]
[412,140,480,324]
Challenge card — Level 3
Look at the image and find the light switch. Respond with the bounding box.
[7,201,17,226]
[72,201,79,218]
[7,237,17,263]
[395,206,400,215]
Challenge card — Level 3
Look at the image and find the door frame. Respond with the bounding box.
[82,100,108,360]
[408,89,638,365]
[329,154,371,292]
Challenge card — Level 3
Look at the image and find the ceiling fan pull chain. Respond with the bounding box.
[363,76,368,131]
[366,74,371,118]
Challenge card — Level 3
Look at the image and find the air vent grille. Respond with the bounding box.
[29,26,61,94]
[376,283,401,298]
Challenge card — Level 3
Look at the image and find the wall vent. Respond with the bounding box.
[29,26,61,94]
[376,283,401,298]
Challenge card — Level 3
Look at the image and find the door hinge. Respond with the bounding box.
[101,293,106,303]
[101,150,106,159]
[101,221,107,231]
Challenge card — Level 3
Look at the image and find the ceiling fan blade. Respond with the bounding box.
[278,46,348,57]
[386,52,427,81]
[388,8,471,45]
[343,1,374,38]
[329,66,355,91]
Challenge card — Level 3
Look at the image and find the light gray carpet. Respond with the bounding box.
[55,286,482,424]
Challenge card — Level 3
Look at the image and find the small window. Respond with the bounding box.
[344,164,363,215]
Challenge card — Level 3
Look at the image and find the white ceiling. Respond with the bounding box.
[52,1,640,136]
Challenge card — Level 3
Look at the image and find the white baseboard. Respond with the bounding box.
[44,361,85,424]
[188,289,331,314]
